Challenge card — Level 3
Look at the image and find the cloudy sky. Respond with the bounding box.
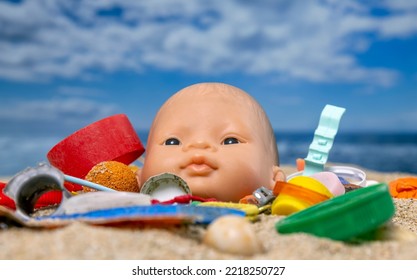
[1,0,417,176]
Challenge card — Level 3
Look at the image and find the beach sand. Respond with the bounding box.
[1,164,417,260]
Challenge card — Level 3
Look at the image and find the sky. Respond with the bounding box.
[1,0,417,176]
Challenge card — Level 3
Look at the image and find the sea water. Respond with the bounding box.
[276,132,417,174]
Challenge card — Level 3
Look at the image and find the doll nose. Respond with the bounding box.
[184,140,215,151]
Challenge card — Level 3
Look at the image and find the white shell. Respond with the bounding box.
[203,215,264,256]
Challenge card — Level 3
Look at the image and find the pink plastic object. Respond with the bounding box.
[311,171,346,196]
[47,114,145,191]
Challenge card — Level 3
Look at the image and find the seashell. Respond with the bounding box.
[203,215,264,256]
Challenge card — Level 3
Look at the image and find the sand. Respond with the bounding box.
[1,165,417,260]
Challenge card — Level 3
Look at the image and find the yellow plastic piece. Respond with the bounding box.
[271,176,333,216]
[271,194,311,216]
[198,201,259,216]
[288,176,333,198]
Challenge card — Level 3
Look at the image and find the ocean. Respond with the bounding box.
[274,132,417,174]
[1,131,417,178]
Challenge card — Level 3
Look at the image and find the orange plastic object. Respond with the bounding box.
[271,178,333,216]
[239,194,259,205]
[273,181,330,205]
[296,158,305,171]
[47,114,145,191]
[389,177,417,198]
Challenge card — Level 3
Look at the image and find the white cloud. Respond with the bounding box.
[378,14,417,38]
[0,0,416,86]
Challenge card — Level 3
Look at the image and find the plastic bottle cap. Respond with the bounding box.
[326,166,366,187]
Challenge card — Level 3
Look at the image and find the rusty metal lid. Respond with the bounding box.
[140,173,191,201]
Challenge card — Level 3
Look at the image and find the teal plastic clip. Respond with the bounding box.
[303,104,346,176]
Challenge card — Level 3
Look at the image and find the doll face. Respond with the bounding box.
[139,85,281,202]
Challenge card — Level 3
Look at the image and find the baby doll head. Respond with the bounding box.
[137,82,285,202]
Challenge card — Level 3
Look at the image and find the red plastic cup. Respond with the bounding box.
[47,114,145,191]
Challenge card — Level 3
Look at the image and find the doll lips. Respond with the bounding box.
[186,163,214,175]
[182,156,217,176]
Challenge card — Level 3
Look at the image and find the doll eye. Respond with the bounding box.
[164,138,181,145]
[223,137,240,145]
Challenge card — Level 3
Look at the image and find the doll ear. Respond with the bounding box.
[135,168,143,188]
[271,165,286,188]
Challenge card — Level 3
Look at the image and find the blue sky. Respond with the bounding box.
[1,0,417,176]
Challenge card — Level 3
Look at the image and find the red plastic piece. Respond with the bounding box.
[47,114,145,191]
[0,182,15,209]
[1,182,62,210]
[152,194,217,205]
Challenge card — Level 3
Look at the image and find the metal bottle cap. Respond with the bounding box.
[140,173,191,201]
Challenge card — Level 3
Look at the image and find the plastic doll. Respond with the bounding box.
[136,82,285,202]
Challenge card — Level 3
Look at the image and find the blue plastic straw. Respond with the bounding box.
[64,174,116,192]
